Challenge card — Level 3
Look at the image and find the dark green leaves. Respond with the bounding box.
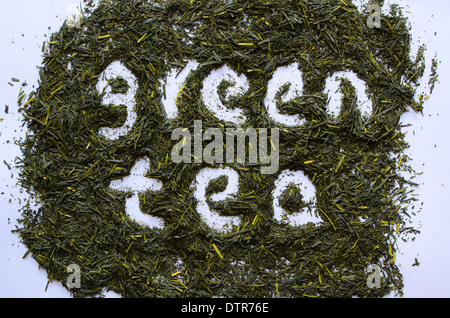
[17,0,430,298]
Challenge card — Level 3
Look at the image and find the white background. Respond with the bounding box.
[0,0,449,298]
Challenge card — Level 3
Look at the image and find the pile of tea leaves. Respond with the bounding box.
[16,0,433,298]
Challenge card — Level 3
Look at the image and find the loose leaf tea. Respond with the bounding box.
[17,0,435,298]
[279,184,309,216]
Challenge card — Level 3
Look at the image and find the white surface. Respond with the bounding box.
[96,61,139,140]
[265,62,306,126]
[0,0,449,298]
[192,166,241,232]
[161,60,199,119]
[201,64,250,125]
[272,170,321,227]
[325,70,373,119]
[109,157,164,229]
